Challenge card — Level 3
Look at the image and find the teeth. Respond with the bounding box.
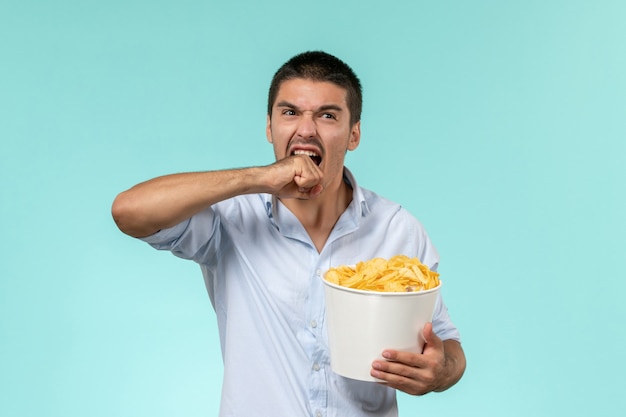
[293,150,319,157]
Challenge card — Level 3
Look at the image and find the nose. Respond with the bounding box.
[295,113,317,139]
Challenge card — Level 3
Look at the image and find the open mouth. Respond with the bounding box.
[292,149,322,166]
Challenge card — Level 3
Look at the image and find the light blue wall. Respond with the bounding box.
[1,1,624,416]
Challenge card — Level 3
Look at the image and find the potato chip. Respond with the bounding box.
[324,255,440,292]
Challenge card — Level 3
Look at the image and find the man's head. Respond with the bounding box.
[268,51,362,126]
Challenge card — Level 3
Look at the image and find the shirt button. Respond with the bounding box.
[310,320,318,328]
[312,363,321,371]
[316,269,322,276]
[315,411,322,417]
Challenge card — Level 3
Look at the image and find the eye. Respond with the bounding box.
[282,109,296,116]
[321,112,337,120]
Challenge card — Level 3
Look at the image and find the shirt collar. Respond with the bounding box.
[343,167,370,218]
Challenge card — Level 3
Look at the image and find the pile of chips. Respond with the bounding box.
[324,255,440,292]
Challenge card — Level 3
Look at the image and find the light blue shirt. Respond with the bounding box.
[142,168,460,417]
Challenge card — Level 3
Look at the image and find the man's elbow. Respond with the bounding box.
[111,192,151,238]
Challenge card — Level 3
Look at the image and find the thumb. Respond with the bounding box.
[309,184,323,198]
[421,322,442,351]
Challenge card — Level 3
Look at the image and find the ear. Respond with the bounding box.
[266,115,273,143]
[347,121,361,151]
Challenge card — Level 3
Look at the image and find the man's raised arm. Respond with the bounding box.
[111,155,324,238]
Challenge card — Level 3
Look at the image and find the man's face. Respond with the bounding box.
[266,78,360,185]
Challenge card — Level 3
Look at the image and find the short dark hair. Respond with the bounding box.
[267,51,362,126]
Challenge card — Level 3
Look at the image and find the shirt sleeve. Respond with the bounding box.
[408,211,461,342]
[138,206,220,264]
[431,294,461,342]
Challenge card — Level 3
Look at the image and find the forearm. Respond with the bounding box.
[434,340,466,392]
[112,167,267,238]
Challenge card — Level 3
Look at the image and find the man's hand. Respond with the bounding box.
[370,322,466,395]
[263,154,324,199]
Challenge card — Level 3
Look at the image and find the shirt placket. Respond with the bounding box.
[307,265,329,417]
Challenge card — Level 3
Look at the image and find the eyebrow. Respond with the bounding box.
[275,101,344,113]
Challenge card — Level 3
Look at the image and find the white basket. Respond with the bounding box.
[322,278,441,381]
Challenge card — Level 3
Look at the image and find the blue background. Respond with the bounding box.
[1,1,625,416]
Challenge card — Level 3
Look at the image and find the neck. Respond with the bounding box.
[280,175,353,252]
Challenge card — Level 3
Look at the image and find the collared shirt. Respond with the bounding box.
[142,168,460,417]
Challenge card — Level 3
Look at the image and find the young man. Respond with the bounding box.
[112,51,465,416]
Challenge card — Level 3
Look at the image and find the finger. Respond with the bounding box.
[293,178,323,198]
[372,358,420,379]
[422,322,434,343]
[269,157,323,198]
[422,322,443,353]
[379,348,426,369]
[378,323,442,368]
[293,166,323,188]
[294,175,322,190]
[293,183,323,199]
[309,184,323,197]
[370,362,430,396]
